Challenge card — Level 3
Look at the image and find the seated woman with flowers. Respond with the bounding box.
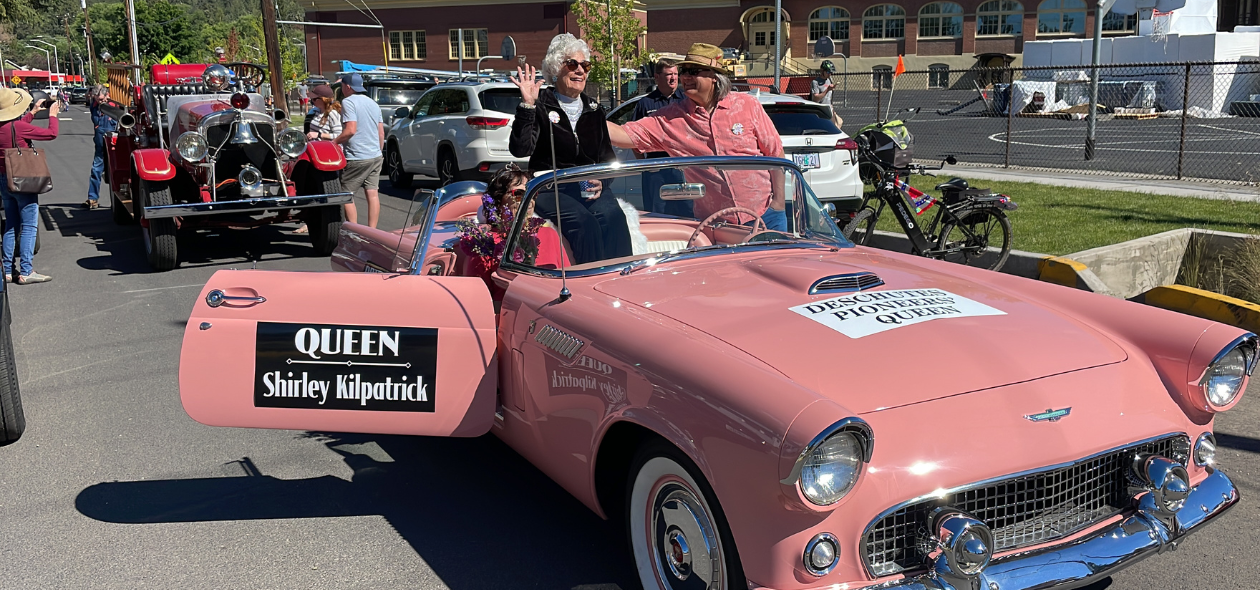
[454,165,570,294]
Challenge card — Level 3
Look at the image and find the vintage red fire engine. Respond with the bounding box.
[103,62,350,270]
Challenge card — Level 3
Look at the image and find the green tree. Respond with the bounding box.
[573,0,646,103]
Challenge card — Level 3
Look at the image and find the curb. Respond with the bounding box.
[1142,285,1260,334]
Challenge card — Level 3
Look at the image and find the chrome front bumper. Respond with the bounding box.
[143,192,353,219]
[862,469,1238,590]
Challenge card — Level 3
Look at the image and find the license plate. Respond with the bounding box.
[792,153,820,169]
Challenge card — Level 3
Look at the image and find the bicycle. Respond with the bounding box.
[841,144,1017,271]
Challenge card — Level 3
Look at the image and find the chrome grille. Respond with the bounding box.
[809,272,884,294]
[863,435,1189,576]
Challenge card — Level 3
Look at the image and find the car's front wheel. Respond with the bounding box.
[138,178,178,271]
[0,300,25,446]
[301,171,345,256]
[387,143,413,189]
[628,442,746,590]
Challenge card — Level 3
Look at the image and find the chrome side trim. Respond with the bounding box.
[534,325,583,359]
[780,417,873,486]
[143,192,352,219]
[854,469,1239,590]
[859,432,1189,577]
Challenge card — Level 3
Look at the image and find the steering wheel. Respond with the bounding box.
[225,62,267,89]
[687,207,765,248]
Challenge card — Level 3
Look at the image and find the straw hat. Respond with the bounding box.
[0,87,32,122]
[678,43,732,76]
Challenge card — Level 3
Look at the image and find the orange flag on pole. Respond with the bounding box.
[893,55,906,78]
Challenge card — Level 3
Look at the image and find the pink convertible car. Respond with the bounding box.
[179,157,1254,590]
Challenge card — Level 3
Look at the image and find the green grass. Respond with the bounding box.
[865,176,1260,256]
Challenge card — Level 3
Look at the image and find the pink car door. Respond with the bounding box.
[180,269,497,437]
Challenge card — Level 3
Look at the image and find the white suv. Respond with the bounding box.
[385,81,528,187]
[608,90,862,202]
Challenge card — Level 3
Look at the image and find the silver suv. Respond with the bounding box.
[384,81,527,187]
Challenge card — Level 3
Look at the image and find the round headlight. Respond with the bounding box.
[799,431,862,506]
[175,131,208,161]
[802,533,839,576]
[202,64,231,92]
[278,128,308,158]
[1195,432,1217,467]
[1202,346,1249,408]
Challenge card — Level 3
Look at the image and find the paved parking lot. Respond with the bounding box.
[0,112,1255,589]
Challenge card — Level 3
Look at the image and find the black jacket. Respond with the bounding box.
[509,88,615,172]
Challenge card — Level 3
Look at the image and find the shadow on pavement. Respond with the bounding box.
[74,431,638,590]
[1216,433,1260,455]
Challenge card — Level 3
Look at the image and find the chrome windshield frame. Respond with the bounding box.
[498,156,851,278]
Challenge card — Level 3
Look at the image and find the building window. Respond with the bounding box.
[928,64,950,88]
[872,65,893,89]
[754,30,778,46]
[449,28,489,59]
[810,7,851,42]
[977,0,1023,35]
[1102,11,1137,32]
[918,2,963,38]
[1037,0,1086,35]
[389,30,427,61]
[863,4,906,39]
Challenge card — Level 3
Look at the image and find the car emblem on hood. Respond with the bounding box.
[1024,408,1071,422]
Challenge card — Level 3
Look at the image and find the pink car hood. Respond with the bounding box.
[593,250,1128,413]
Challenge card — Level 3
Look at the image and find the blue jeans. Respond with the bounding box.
[1,177,38,277]
[760,207,788,232]
[88,143,106,203]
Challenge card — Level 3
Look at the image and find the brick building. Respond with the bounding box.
[304,0,1258,79]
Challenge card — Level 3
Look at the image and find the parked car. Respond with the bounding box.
[332,76,438,126]
[608,91,863,203]
[103,62,351,270]
[384,80,528,187]
[180,155,1252,590]
[67,86,90,105]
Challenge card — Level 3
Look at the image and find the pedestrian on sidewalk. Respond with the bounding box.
[333,73,383,228]
[0,87,59,284]
[630,57,690,217]
[811,60,843,129]
[83,85,116,210]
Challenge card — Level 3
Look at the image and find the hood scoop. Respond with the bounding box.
[809,272,884,294]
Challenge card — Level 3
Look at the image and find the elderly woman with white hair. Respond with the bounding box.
[508,33,631,265]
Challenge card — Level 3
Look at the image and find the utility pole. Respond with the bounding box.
[773,0,782,90]
[124,0,140,83]
[607,0,617,104]
[261,0,287,117]
[1085,0,1114,160]
[83,0,96,82]
[63,15,76,83]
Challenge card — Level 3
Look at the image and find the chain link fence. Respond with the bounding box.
[828,61,1260,184]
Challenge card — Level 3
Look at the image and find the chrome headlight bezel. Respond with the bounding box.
[783,417,872,507]
[1199,334,1256,410]
[202,64,231,92]
[277,127,308,158]
[175,131,209,162]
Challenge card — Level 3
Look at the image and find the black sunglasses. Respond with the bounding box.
[679,67,713,77]
[563,59,592,72]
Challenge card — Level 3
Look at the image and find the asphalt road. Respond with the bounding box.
[832,87,1260,183]
[0,111,1256,589]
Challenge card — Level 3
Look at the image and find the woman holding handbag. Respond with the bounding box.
[0,87,58,284]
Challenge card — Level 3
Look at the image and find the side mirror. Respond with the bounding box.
[823,202,836,217]
[945,155,957,165]
[659,183,706,201]
[395,106,411,119]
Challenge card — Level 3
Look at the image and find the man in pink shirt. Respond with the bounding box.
[607,43,788,230]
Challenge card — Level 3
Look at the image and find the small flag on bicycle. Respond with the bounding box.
[893,177,937,215]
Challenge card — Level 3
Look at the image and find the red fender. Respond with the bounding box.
[132,149,176,182]
[299,140,346,172]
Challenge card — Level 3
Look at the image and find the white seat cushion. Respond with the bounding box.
[642,240,689,254]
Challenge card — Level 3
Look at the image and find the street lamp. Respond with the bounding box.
[25,46,51,87]
[31,38,60,86]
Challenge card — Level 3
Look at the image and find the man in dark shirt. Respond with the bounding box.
[630,58,689,217]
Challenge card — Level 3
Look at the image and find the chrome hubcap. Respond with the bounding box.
[651,483,721,589]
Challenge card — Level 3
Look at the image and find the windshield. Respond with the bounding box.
[498,158,849,276]
[371,87,430,106]
[765,110,841,136]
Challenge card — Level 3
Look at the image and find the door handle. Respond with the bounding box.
[206,289,266,307]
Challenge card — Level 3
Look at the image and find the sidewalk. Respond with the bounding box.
[939,165,1260,203]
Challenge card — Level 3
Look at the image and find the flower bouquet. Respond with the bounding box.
[454,194,544,286]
